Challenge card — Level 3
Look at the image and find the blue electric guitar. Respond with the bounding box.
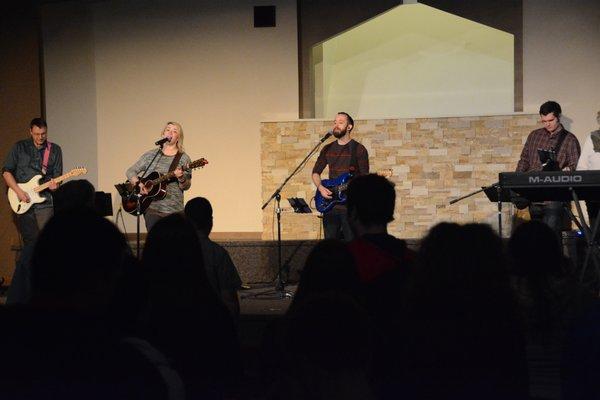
[315,169,393,213]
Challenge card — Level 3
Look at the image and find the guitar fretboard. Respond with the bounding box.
[148,159,207,185]
[34,170,85,193]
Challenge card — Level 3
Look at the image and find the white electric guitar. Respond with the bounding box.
[8,167,88,214]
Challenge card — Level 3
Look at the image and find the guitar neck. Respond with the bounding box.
[153,172,175,185]
[34,172,78,192]
[147,158,207,185]
[151,164,188,185]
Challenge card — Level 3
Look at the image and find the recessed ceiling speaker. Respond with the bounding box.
[254,5,276,27]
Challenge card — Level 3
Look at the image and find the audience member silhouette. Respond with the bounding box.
[344,173,416,397]
[395,222,529,400]
[184,196,242,318]
[346,173,414,285]
[508,220,585,338]
[260,240,363,398]
[52,179,96,215]
[0,209,174,399]
[140,213,241,399]
[7,179,98,305]
[509,220,591,399]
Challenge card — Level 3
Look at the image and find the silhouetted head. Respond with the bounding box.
[53,179,96,215]
[31,209,132,310]
[184,197,213,235]
[347,174,395,233]
[508,220,565,278]
[409,222,512,314]
[142,213,215,306]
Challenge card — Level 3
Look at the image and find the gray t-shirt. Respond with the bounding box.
[126,149,192,214]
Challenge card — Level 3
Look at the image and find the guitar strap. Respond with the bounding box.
[168,152,183,174]
[552,129,568,156]
[545,129,568,171]
[41,142,52,175]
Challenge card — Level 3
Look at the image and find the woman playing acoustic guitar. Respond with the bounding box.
[126,121,192,231]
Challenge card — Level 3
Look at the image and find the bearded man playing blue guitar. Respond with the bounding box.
[312,112,369,240]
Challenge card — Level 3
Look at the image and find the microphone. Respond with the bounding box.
[155,136,172,146]
[320,131,333,142]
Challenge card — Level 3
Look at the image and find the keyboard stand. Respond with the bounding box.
[567,189,600,288]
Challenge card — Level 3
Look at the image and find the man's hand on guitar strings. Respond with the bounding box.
[318,184,333,199]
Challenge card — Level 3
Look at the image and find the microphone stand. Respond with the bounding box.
[244,132,331,300]
[133,143,164,258]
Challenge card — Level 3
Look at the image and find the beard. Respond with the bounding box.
[333,129,347,139]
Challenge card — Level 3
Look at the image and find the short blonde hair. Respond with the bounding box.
[163,121,184,152]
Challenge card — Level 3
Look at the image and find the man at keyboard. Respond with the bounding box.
[515,101,581,234]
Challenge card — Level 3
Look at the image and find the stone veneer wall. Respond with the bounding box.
[261,114,540,240]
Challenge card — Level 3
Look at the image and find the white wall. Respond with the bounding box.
[43,0,299,233]
[523,0,600,139]
[42,3,98,187]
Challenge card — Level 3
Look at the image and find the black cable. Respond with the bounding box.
[116,206,128,236]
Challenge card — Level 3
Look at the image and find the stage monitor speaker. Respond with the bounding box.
[254,5,276,27]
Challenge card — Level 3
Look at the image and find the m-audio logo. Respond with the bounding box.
[528,175,583,184]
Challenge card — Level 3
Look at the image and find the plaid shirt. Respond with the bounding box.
[516,126,581,172]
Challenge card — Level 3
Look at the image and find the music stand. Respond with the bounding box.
[288,197,312,214]
[94,191,113,216]
[449,182,510,236]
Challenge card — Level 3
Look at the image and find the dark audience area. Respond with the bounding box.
[1,176,599,399]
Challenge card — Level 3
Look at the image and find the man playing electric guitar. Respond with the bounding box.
[312,112,369,240]
[3,118,62,247]
[126,121,192,231]
[3,118,62,304]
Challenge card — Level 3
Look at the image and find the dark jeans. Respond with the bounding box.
[323,208,353,241]
[7,207,53,305]
[529,201,570,237]
[15,206,53,247]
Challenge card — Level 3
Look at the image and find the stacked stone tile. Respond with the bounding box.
[261,114,540,240]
